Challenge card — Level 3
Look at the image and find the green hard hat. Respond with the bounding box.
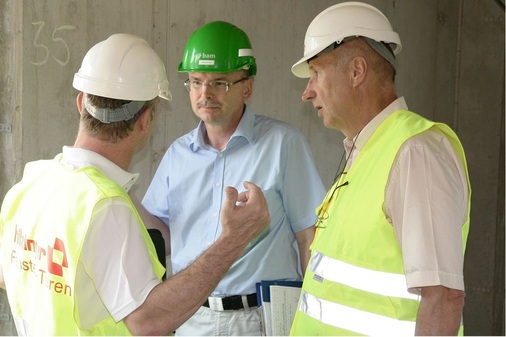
[178,21,257,76]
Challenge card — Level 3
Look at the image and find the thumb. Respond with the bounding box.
[223,186,239,212]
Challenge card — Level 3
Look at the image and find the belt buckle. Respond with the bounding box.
[207,297,224,311]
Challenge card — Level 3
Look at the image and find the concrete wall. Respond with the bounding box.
[0,0,503,335]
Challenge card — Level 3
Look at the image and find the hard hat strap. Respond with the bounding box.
[311,37,396,73]
[364,37,397,72]
[83,94,146,124]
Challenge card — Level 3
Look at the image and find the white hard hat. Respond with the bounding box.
[73,33,172,101]
[292,1,402,78]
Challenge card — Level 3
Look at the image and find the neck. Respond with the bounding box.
[345,90,397,140]
[204,124,236,151]
[73,133,134,171]
[204,105,245,151]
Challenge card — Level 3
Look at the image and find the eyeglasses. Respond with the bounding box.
[314,172,349,229]
[184,77,249,93]
[314,129,361,230]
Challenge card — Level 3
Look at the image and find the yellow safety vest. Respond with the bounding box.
[290,110,471,336]
[0,155,165,335]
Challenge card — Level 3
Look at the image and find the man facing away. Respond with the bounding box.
[289,2,471,336]
[142,21,326,336]
[0,33,269,336]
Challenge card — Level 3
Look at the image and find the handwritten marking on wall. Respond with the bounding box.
[31,21,76,66]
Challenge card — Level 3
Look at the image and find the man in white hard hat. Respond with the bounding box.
[0,33,269,336]
[290,2,471,336]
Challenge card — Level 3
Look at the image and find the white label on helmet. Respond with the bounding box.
[238,48,253,57]
[199,60,215,66]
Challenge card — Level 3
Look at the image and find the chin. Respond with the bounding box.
[322,118,332,129]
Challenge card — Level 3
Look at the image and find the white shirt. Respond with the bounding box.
[61,146,160,329]
[344,97,469,294]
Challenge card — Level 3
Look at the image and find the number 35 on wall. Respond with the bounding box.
[31,21,76,66]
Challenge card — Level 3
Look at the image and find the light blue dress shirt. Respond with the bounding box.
[142,107,325,295]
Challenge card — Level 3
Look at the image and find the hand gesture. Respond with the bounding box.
[220,181,270,249]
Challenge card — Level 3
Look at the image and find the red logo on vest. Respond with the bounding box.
[47,238,68,277]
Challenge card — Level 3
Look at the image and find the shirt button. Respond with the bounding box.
[215,182,221,187]
[213,212,218,217]
[218,153,224,158]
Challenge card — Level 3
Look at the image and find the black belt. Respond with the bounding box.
[203,293,257,311]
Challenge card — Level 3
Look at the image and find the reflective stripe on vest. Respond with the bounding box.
[299,291,416,336]
[310,251,419,300]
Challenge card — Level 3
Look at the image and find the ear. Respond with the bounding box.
[76,92,84,115]
[350,57,367,88]
[138,106,152,132]
[242,77,253,100]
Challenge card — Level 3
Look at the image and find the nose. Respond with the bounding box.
[301,79,315,102]
[200,83,214,98]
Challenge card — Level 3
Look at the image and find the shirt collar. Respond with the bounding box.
[61,146,139,192]
[189,105,254,152]
[343,96,408,153]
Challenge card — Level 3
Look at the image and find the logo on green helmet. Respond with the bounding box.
[195,53,217,66]
[195,53,216,60]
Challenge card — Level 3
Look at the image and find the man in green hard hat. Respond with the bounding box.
[142,21,326,336]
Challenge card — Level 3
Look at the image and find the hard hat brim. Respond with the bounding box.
[291,45,327,78]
